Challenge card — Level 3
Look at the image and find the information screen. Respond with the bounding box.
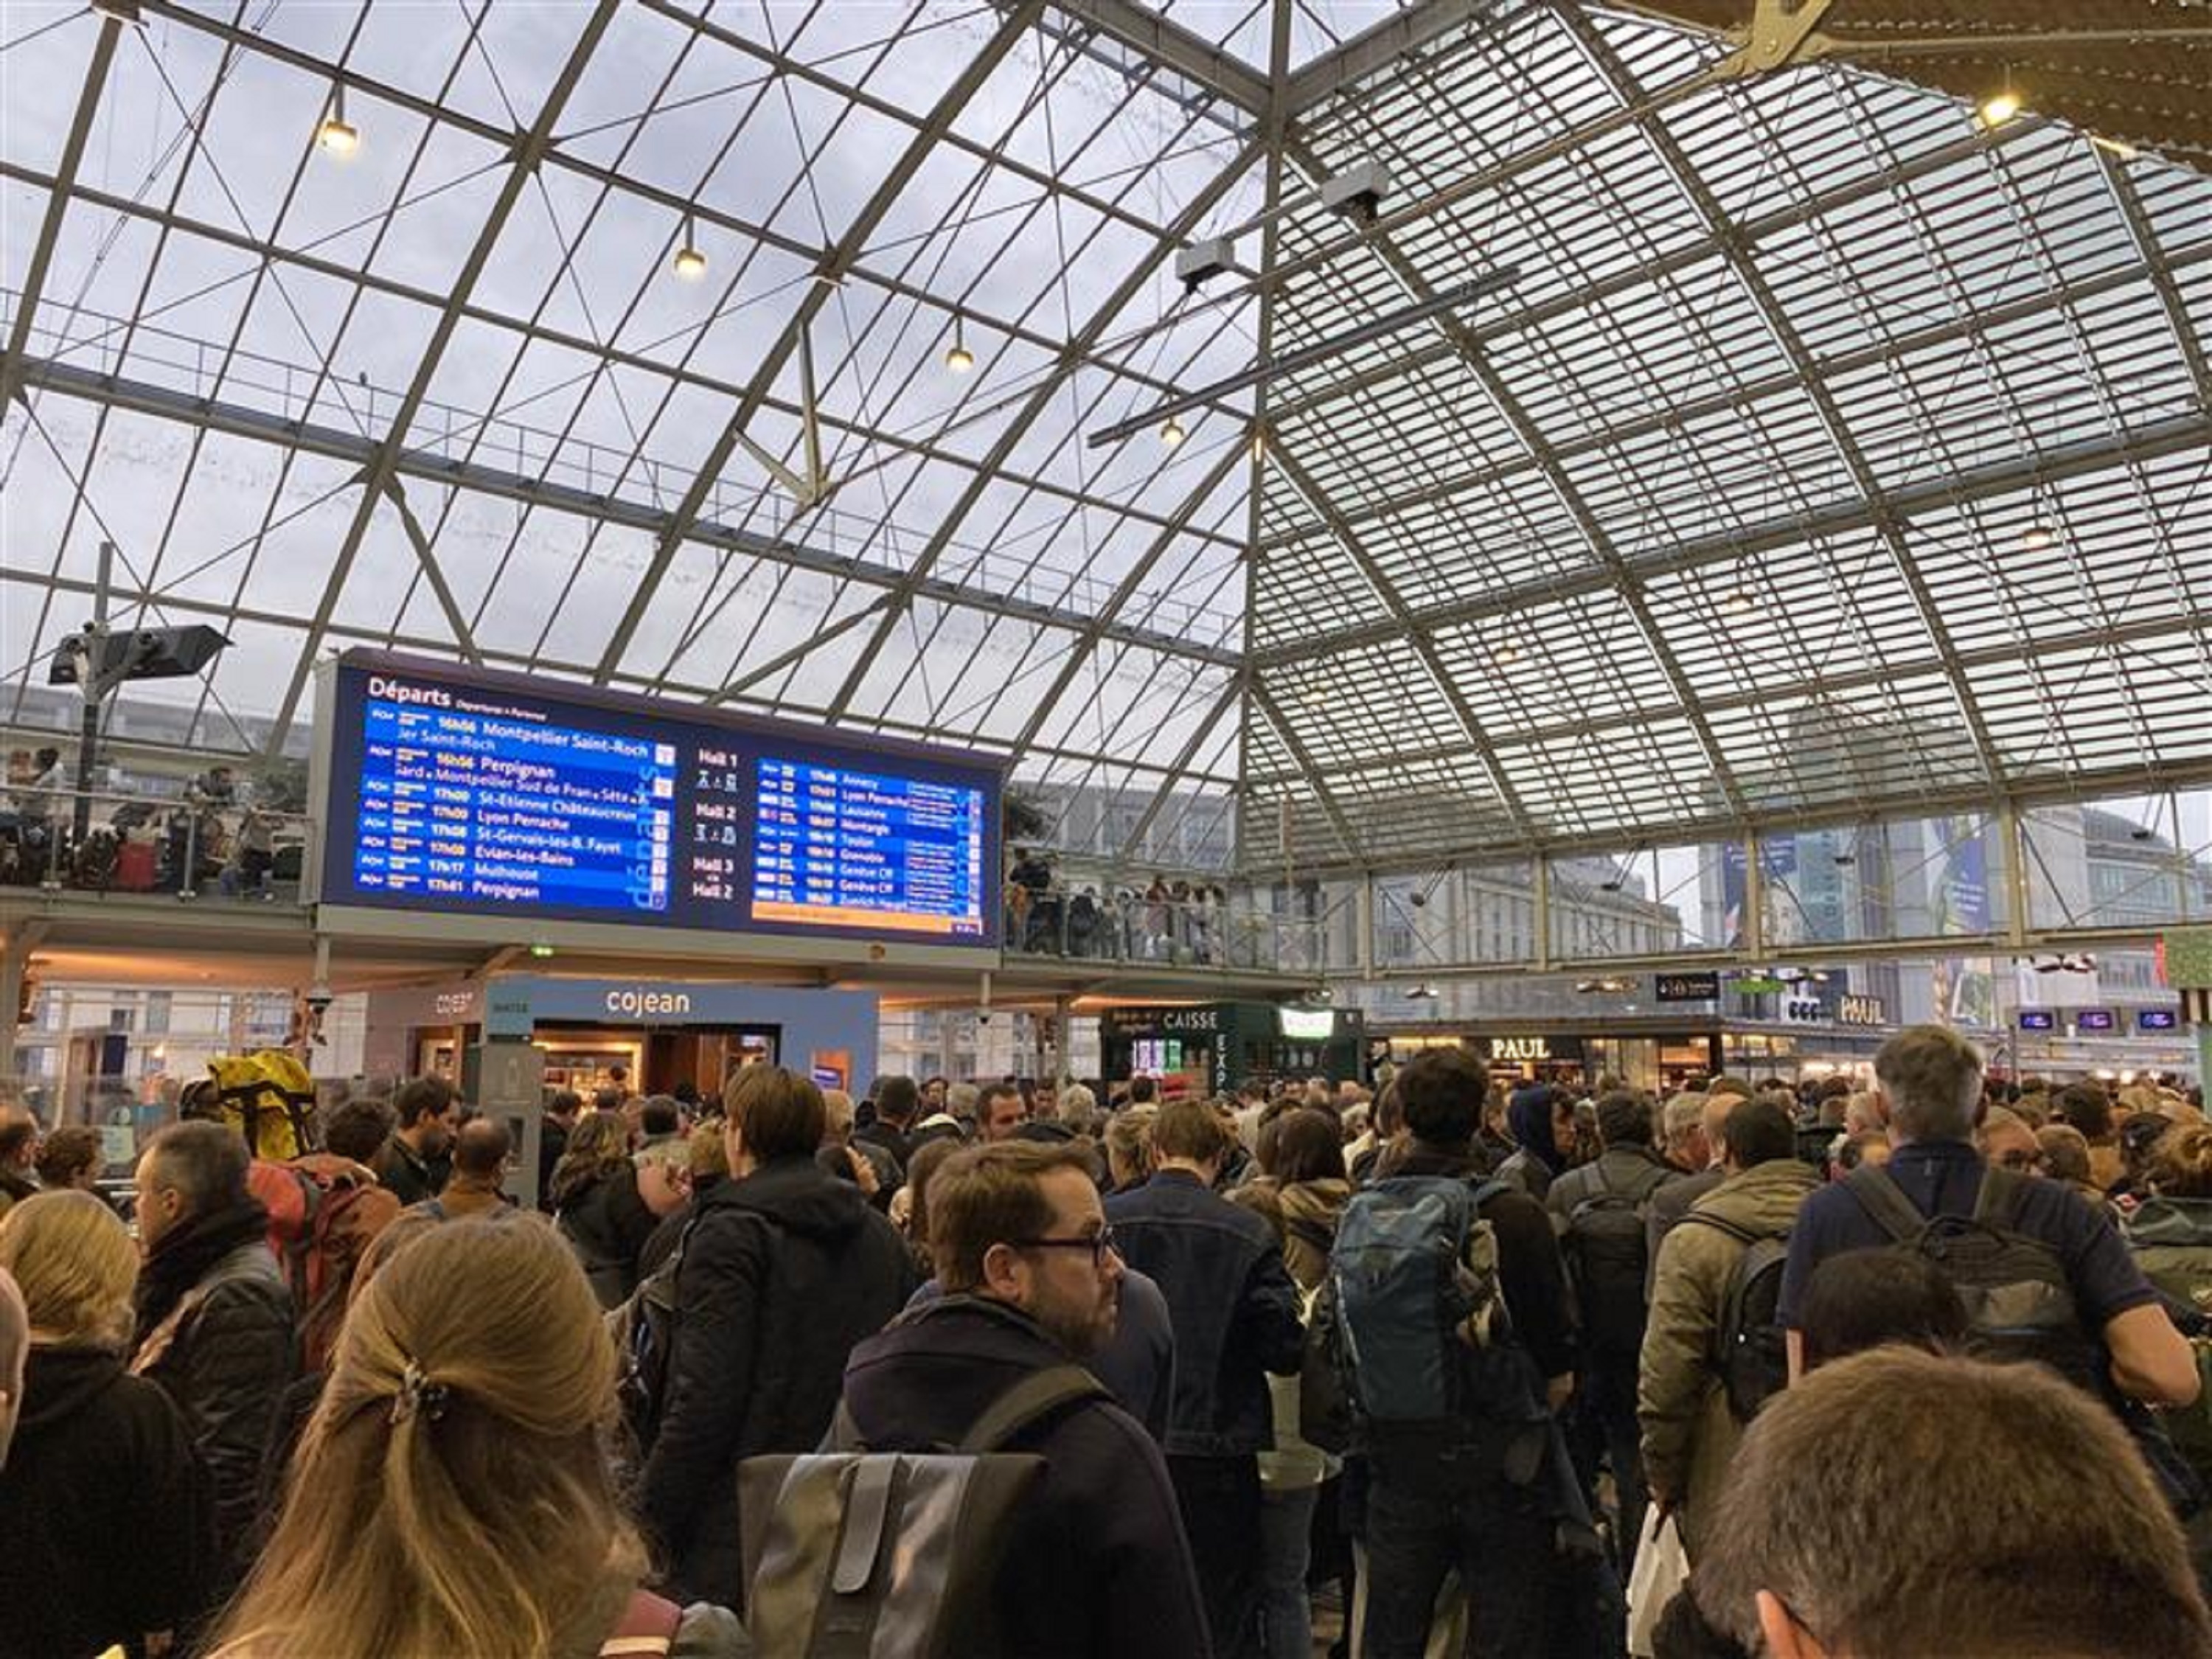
[320,652,1001,946]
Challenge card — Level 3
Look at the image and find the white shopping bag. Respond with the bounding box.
[1625,1509,1691,1658]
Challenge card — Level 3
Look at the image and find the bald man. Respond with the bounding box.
[422,1117,517,1221]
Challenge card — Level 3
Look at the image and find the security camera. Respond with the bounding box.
[1321,160,1393,225]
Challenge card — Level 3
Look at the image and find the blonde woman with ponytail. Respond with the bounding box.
[206,1217,747,1659]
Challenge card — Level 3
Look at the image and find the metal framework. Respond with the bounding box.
[1,0,2205,880]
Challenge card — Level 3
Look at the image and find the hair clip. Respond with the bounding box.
[390,1359,451,1427]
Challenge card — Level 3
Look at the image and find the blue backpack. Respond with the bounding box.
[1326,1175,1526,1430]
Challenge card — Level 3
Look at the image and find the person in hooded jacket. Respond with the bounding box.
[0,1191,212,1659]
[638,1065,915,1608]
[1496,1082,1576,1203]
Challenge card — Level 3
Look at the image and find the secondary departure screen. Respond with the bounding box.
[319,653,1001,947]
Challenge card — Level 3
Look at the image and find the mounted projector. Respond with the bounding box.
[1175,235,1238,290]
[49,624,229,691]
[1321,160,1394,224]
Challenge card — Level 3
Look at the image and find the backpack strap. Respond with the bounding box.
[599,1588,684,1656]
[957,1363,1110,1453]
[1467,1178,1514,1211]
[1845,1163,1930,1245]
[1680,1210,1759,1247]
[1972,1164,2028,1228]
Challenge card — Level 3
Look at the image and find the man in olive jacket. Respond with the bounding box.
[1637,1097,1818,1561]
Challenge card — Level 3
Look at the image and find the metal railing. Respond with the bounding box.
[1001,886,1327,974]
[0,782,314,905]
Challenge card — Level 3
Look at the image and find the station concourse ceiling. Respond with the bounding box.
[1,1,2205,879]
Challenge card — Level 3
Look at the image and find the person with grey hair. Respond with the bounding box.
[1776,1025,2197,1410]
[1057,1082,1100,1138]
[1659,1090,1711,1175]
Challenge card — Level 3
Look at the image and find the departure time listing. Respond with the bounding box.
[352,686,676,914]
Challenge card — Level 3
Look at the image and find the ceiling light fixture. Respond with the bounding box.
[1722,590,1756,616]
[2020,523,2058,552]
[316,85,360,156]
[1979,69,2023,128]
[944,313,974,374]
[2090,134,2140,161]
[1160,416,1186,449]
[1495,643,1523,664]
[672,215,707,280]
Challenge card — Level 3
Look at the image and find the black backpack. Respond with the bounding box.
[1681,1211,1792,1422]
[1562,1162,1669,1366]
[1846,1163,2104,1394]
[737,1361,1108,1657]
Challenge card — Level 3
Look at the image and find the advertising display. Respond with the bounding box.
[318,651,1001,946]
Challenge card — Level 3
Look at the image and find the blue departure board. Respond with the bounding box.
[318,653,1002,947]
[752,758,987,938]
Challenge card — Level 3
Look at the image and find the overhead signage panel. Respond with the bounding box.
[1655,971,1721,1002]
[318,652,1001,947]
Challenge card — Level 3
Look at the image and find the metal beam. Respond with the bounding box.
[2099,153,2212,413]
[1259,237,2212,549]
[1267,442,1540,843]
[821,131,1267,722]
[0,15,118,408]
[1259,118,2042,439]
[378,479,482,665]
[263,1,622,755]
[1565,11,2006,790]
[1244,605,2212,787]
[1284,0,1498,114]
[10,352,1242,670]
[1275,134,1753,818]
[1112,671,1249,865]
[1253,410,2212,667]
[0,163,1237,557]
[1042,0,1272,114]
[1248,678,1365,861]
[1006,437,1246,762]
[1085,268,1520,447]
[593,0,1052,686]
[1246,753,2212,883]
[131,1,1185,385]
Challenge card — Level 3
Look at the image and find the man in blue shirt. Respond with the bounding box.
[1778,1024,2197,1410]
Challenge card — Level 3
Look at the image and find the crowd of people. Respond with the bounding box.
[1005,848,1239,963]
[0,1034,2210,1657]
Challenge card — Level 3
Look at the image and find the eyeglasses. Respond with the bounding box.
[1009,1225,1119,1268]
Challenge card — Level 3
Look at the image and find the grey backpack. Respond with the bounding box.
[737,1364,1107,1657]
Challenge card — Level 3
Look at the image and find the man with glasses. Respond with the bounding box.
[839,1141,1209,1659]
[1976,1104,2045,1175]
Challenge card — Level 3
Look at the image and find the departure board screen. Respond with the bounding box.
[318,652,1001,947]
[753,758,987,937]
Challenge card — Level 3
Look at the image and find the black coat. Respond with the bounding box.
[0,1346,213,1659]
[841,1296,1211,1659]
[638,1154,916,1605]
[557,1163,660,1307]
[132,1237,295,1593]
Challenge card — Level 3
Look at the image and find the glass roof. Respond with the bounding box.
[2,1,2205,874]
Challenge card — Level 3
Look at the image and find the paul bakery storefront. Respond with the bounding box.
[362,976,878,1101]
